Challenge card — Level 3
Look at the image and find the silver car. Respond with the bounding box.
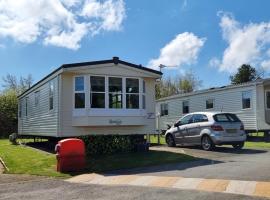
[165,112,247,151]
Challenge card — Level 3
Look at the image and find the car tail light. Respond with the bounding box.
[240,124,244,130]
[211,125,224,131]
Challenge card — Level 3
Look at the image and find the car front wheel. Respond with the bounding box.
[166,134,176,147]
[201,135,215,151]
[232,142,244,150]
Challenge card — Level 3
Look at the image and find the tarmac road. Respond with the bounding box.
[0,175,268,200]
[110,146,270,181]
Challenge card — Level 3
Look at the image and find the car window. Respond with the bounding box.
[213,113,240,122]
[193,114,208,123]
[180,115,193,125]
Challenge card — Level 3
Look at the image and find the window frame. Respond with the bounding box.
[34,91,40,107]
[90,75,105,109]
[160,103,168,116]
[126,78,140,109]
[25,97,28,117]
[108,76,123,109]
[142,80,146,109]
[265,90,270,110]
[206,98,214,110]
[182,100,189,114]
[74,76,86,109]
[242,90,252,110]
[49,80,54,110]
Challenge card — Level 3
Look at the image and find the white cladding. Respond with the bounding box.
[156,81,270,132]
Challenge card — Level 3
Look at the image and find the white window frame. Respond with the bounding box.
[126,77,140,109]
[141,79,146,109]
[242,90,252,110]
[25,97,28,116]
[90,75,106,109]
[34,91,40,107]
[73,75,146,117]
[108,76,123,109]
[182,100,189,114]
[74,76,86,109]
[49,81,54,111]
[160,103,168,116]
[206,98,214,110]
[265,90,270,110]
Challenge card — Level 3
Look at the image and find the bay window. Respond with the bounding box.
[90,76,105,108]
[74,75,145,111]
[109,77,122,108]
[74,76,85,109]
[126,78,139,109]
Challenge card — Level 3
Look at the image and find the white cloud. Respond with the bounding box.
[211,12,270,73]
[82,0,125,33]
[147,32,206,70]
[0,0,126,50]
[261,60,270,70]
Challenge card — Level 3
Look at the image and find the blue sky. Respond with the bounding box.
[0,0,270,90]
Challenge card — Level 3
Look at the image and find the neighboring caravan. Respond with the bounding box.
[156,78,270,134]
[18,57,162,138]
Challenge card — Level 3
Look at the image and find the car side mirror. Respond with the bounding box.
[174,122,181,127]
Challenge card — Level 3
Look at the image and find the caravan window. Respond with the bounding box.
[109,77,122,108]
[49,81,54,110]
[160,103,168,116]
[206,99,214,109]
[90,76,105,108]
[242,91,251,109]
[126,78,139,109]
[182,100,189,114]
[266,91,270,109]
[74,77,85,109]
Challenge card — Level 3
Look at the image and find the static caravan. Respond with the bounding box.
[156,78,270,134]
[18,57,162,138]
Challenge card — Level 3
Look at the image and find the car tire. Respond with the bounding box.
[166,134,176,147]
[232,142,244,150]
[201,135,215,151]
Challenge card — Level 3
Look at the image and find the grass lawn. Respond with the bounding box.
[0,139,69,178]
[0,139,195,177]
[148,135,270,149]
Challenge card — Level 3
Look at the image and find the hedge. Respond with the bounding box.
[79,135,145,156]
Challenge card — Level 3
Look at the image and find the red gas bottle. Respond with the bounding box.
[55,138,86,172]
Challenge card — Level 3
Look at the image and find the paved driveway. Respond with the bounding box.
[110,146,270,181]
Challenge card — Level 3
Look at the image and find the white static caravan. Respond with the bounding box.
[18,57,162,138]
[156,78,270,134]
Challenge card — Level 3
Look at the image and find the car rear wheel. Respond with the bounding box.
[166,134,176,147]
[232,142,244,150]
[201,135,215,151]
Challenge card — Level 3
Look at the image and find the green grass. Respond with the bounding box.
[245,141,270,149]
[0,139,195,177]
[0,139,69,178]
[148,135,270,149]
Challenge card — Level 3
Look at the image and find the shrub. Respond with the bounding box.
[79,135,144,156]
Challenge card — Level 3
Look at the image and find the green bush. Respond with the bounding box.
[0,90,18,138]
[79,135,144,156]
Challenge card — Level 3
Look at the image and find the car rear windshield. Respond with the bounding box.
[213,113,241,122]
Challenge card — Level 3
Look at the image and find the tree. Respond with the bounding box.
[230,64,259,84]
[155,70,202,99]
[0,90,18,138]
[2,73,33,94]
